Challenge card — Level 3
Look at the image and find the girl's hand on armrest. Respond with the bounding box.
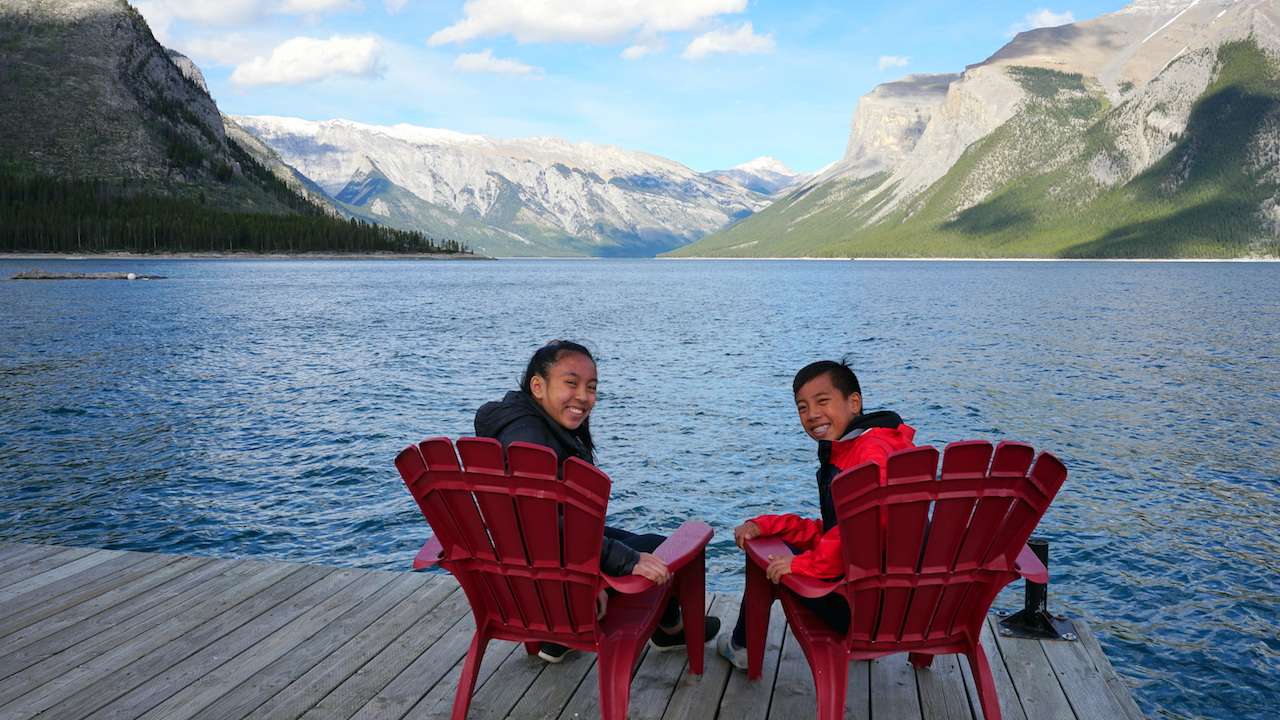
[631,552,671,584]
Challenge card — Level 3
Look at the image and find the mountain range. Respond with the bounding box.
[3,0,1277,258]
[230,116,805,257]
[670,0,1280,258]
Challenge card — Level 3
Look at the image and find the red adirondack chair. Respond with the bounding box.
[742,440,1067,720]
[395,436,713,720]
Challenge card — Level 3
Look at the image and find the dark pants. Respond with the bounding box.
[605,526,681,627]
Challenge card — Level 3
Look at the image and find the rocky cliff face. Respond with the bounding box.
[233,116,773,257]
[674,0,1280,258]
[0,0,325,215]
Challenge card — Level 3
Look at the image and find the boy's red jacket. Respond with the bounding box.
[751,413,916,578]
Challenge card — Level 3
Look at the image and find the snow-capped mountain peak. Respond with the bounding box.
[232,114,771,257]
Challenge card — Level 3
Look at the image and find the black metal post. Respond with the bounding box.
[997,538,1077,640]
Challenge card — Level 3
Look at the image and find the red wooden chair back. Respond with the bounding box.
[396,436,711,720]
[834,441,1066,651]
[743,440,1067,720]
[399,436,610,643]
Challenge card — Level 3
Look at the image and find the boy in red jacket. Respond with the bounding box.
[718,360,916,669]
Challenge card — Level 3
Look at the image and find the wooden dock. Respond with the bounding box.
[0,541,1144,719]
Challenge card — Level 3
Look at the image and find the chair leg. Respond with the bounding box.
[596,646,636,720]
[966,642,1003,720]
[677,549,707,675]
[744,556,773,680]
[451,630,488,720]
[799,637,850,720]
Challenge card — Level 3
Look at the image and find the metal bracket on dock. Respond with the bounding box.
[997,538,1078,641]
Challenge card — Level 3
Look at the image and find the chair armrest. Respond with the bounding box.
[603,521,713,594]
[412,536,444,569]
[744,536,842,599]
[652,520,714,571]
[1014,543,1048,584]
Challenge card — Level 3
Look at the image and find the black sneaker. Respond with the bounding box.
[647,616,722,652]
[537,642,574,663]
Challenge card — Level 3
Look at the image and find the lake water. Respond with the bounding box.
[1,257,1277,719]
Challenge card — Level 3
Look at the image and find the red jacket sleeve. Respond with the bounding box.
[750,513,824,550]
[748,514,846,579]
[788,527,845,578]
[775,424,918,580]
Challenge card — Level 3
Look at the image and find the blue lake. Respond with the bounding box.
[1,257,1277,720]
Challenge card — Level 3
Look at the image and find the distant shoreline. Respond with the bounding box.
[2,252,1275,262]
[0,251,495,261]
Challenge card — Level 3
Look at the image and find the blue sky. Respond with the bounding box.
[135,0,1132,174]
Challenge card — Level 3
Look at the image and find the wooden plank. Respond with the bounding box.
[766,623,822,719]
[985,618,1076,720]
[126,567,390,720]
[404,638,528,719]
[1064,617,1146,717]
[501,634,595,720]
[0,542,69,575]
[660,594,739,720]
[245,572,456,720]
[975,619,1030,720]
[627,591,719,720]
[20,562,331,720]
[0,546,117,601]
[0,555,239,681]
[0,555,256,700]
[0,559,304,717]
[299,588,470,719]
[204,570,431,720]
[714,597,787,720]
[0,553,211,653]
[0,550,165,631]
[916,654,976,720]
[343,603,478,720]
[870,653,923,719]
[0,545,1145,720]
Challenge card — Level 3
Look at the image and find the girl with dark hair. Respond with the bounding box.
[474,340,720,662]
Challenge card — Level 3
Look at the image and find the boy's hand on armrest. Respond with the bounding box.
[765,555,793,584]
[631,552,671,584]
[734,520,762,549]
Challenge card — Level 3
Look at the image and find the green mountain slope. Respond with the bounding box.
[669,41,1280,259]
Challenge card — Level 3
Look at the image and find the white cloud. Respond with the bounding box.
[428,0,747,46]
[682,22,775,61]
[1005,8,1076,37]
[230,35,381,87]
[877,55,910,71]
[181,33,263,65]
[134,0,262,38]
[453,49,541,76]
[276,0,361,12]
[385,0,409,11]
[621,43,659,60]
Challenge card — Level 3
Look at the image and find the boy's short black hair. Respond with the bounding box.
[792,360,861,397]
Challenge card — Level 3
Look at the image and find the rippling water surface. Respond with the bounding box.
[1,257,1277,720]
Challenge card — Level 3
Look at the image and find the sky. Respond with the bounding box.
[134,0,1133,174]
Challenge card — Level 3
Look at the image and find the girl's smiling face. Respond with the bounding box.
[530,351,597,430]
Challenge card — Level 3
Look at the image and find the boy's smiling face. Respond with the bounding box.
[794,371,863,442]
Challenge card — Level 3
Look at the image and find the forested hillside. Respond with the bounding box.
[0,0,457,255]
